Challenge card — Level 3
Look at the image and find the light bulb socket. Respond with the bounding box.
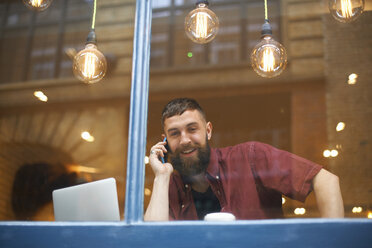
[261,20,272,37]
[196,0,209,6]
[86,29,97,45]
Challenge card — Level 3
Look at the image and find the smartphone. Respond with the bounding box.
[162,137,169,163]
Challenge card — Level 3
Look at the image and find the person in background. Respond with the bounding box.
[145,98,344,221]
[12,162,81,221]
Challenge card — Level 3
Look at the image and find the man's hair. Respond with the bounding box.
[161,98,206,127]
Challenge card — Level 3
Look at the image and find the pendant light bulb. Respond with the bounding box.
[185,1,219,44]
[329,0,364,23]
[250,21,287,78]
[73,43,107,84]
[23,0,53,11]
[73,30,107,84]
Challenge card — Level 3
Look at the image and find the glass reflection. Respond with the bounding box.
[147,0,371,220]
[0,0,130,221]
[145,98,343,220]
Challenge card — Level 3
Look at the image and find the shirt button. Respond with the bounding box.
[217,190,221,195]
[216,176,219,180]
[181,204,185,208]
[185,184,189,188]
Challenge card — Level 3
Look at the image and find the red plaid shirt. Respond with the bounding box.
[169,141,322,220]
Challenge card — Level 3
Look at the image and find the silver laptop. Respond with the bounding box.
[52,177,120,221]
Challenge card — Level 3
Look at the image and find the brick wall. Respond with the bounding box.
[324,12,372,210]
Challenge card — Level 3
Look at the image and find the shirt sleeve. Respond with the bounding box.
[250,142,322,202]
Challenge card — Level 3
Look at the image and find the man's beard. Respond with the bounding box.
[169,136,211,177]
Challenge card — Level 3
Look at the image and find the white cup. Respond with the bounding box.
[204,212,236,221]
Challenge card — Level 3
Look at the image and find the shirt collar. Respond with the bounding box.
[206,148,220,178]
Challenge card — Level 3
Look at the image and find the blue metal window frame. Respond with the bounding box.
[1,1,372,247]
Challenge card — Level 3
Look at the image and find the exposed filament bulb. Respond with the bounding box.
[262,48,275,72]
[73,43,107,84]
[250,20,287,78]
[251,35,287,78]
[31,0,42,7]
[195,12,208,39]
[329,0,364,23]
[341,0,353,18]
[23,0,53,11]
[83,52,96,80]
[184,2,219,44]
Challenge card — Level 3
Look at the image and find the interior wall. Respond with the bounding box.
[0,0,136,220]
[324,11,372,212]
[0,102,129,220]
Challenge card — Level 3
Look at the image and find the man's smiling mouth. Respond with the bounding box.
[181,148,196,154]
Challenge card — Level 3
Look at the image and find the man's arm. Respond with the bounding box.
[144,142,173,221]
[144,173,172,221]
[312,168,344,218]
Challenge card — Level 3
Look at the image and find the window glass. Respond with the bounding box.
[153,0,172,9]
[146,0,372,221]
[175,0,194,6]
[67,0,92,19]
[0,0,92,83]
[35,0,62,24]
[0,0,134,221]
[151,0,281,69]
[6,2,31,27]
[28,26,58,80]
[150,11,171,67]
[0,29,29,82]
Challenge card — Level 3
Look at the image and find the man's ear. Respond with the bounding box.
[206,122,213,140]
[161,134,166,140]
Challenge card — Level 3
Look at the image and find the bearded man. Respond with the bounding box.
[144,98,344,221]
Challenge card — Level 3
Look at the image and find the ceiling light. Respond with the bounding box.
[329,0,364,23]
[73,0,107,84]
[348,73,358,84]
[250,0,287,78]
[185,0,219,44]
[323,150,331,158]
[23,0,53,11]
[81,131,95,142]
[352,206,363,213]
[336,122,345,131]
[294,208,306,215]
[330,149,339,157]
[368,211,372,219]
[33,91,48,102]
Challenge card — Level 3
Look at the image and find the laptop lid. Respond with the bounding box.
[52,177,120,221]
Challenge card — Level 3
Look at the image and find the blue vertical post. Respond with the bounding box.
[124,0,152,224]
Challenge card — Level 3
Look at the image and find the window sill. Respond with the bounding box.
[1,218,371,248]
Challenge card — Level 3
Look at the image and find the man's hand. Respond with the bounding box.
[144,141,173,221]
[149,141,173,177]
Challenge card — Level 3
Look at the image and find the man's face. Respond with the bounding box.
[163,110,212,177]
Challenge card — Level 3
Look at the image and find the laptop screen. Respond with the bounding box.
[52,177,120,221]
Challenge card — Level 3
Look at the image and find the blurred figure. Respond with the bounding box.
[11,162,81,221]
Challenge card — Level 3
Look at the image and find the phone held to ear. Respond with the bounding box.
[162,137,168,164]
